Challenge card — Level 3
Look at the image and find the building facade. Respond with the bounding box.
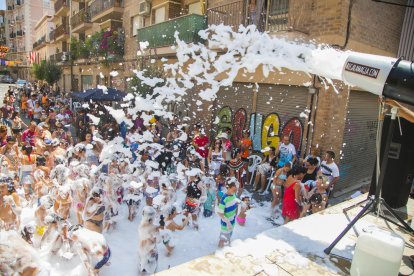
[0,10,6,46]
[33,15,56,64]
[5,0,52,79]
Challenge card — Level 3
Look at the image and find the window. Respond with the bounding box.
[188,2,202,15]
[81,75,93,91]
[131,15,143,37]
[154,6,166,24]
[267,0,289,32]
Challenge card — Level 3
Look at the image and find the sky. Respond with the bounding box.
[0,0,5,10]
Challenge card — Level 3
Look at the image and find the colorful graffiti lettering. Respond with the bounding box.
[261,113,280,150]
[217,107,304,154]
[281,118,303,152]
[217,106,232,137]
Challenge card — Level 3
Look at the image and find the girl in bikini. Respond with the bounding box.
[53,185,72,220]
[236,196,254,226]
[83,188,106,233]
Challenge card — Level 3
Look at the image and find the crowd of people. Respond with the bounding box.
[0,83,340,275]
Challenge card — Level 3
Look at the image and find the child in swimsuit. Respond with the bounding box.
[271,162,291,215]
[236,196,253,226]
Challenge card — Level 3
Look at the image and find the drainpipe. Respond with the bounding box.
[304,75,319,156]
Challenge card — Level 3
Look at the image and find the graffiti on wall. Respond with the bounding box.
[216,106,304,153]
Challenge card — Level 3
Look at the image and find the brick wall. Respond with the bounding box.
[349,0,405,55]
[311,81,350,162]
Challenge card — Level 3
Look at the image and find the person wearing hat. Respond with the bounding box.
[218,130,232,163]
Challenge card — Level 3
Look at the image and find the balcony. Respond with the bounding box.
[33,35,47,50]
[136,14,207,49]
[55,23,69,42]
[49,29,56,42]
[15,15,24,22]
[50,52,69,63]
[54,0,70,17]
[207,0,248,31]
[89,0,124,24]
[71,8,92,33]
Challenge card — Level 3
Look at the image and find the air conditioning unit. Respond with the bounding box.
[61,52,69,61]
[138,1,151,16]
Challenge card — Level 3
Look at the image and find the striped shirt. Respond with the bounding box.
[217,193,237,233]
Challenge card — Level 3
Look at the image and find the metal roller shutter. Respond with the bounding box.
[214,83,254,146]
[335,90,379,197]
[216,83,255,115]
[256,85,309,155]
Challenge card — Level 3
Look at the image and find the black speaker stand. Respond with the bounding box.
[324,106,414,255]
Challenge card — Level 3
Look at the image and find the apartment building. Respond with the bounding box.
[0,10,6,47]
[33,15,56,64]
[5,0,52,78]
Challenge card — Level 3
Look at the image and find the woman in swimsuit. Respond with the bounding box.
[83,188,106,233]
[160,206,190,256]
[282,166,307,224]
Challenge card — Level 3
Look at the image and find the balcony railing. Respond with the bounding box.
[54,0,69,14]
[266,0,289,32]
[137,14,207,48]
[90,0,123,19]
[71,8,91,29]
[49,29,56,41]
[55,23,69,39]
[50,52,66,63]
[207,0,248,31]
[33,35,47,49]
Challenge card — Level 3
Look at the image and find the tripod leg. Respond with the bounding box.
[342,197,370,214]
[379,199,414,233]
[324,199,375,255]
